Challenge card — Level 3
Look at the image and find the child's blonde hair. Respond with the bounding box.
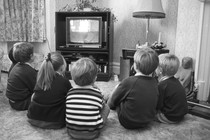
[158,54,180,76]
[13,42,34,63]
[134,47,159,75]
[71,57,97,86]
[36,52,66,91]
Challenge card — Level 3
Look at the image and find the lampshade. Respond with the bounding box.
[133,0,165,19]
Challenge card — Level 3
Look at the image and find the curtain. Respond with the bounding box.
[0,0,46,42]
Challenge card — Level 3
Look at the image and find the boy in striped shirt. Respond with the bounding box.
[66,57,110,140]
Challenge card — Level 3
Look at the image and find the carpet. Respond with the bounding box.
[0,73,210,140]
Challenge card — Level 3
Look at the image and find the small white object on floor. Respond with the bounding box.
[113,74,119,81]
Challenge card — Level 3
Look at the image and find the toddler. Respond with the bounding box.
[108,47,159,129]
[27,52,72,129]
[156,54,188,123]
[66,57,110,139]
[6,42,37,110]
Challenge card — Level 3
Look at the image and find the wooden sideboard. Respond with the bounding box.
[122,48,169,59]
[119,48,169,81]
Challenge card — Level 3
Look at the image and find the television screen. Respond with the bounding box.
[66,17,102,47]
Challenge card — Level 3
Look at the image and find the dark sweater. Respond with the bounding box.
[6,63,37,102]
[108,75,159,129]
[27,73,72,123]
[157,76,188,122]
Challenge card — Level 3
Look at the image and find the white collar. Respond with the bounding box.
[159,76,173,82]
[24,62,32,67]
[135,72,152,77]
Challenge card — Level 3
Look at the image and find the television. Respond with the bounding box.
[66,17,102,48]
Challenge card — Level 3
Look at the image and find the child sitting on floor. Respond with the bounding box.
[108,47,159,129]
[66,57,110,140]
[6,42,37,111]
[155,54,188,123]
[27,52,72,129]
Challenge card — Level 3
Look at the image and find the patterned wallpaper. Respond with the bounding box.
[175,0,201,68]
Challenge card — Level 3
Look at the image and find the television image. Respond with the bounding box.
[66,17,102,48]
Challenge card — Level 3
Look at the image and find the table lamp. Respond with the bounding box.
[133,0,165,45]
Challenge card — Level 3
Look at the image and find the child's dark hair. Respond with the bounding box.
[71,57,98,86]
[13,42,34,63]
[134,47,159,75]
[36,52,66,90]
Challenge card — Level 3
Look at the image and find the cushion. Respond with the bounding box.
[175,57,193,93]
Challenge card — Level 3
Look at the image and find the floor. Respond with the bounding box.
[1,72,210,140]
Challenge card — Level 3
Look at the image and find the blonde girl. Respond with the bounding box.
[27,52,72,129]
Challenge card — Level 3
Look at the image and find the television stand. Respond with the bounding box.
[55,11,113,81]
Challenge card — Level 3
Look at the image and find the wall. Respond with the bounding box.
[175,0,201,68]
[0,0,201,77]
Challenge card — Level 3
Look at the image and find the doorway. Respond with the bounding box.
[195,1,210,101]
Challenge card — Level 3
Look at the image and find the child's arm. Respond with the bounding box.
[156,84,165,110]
[107,82,128,110]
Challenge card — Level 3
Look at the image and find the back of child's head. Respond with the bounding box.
[71,57,97,86]
[13,42,34,63]
[158,54,180,76]
[134,47,159,75]
[36,52,66,90]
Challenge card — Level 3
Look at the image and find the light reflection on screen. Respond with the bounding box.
[69,19,99,43]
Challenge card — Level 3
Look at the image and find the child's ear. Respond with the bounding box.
[60,64,66,73]
[155,66,163,76]
[133,63,137,71]
[93,76,97,82]
[90,76,97,87]
[30,54,35,61]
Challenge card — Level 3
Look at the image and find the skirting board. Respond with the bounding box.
[188,101,210,120]
[1,70,8,73]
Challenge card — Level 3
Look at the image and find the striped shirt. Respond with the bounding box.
[66,88,104,132]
